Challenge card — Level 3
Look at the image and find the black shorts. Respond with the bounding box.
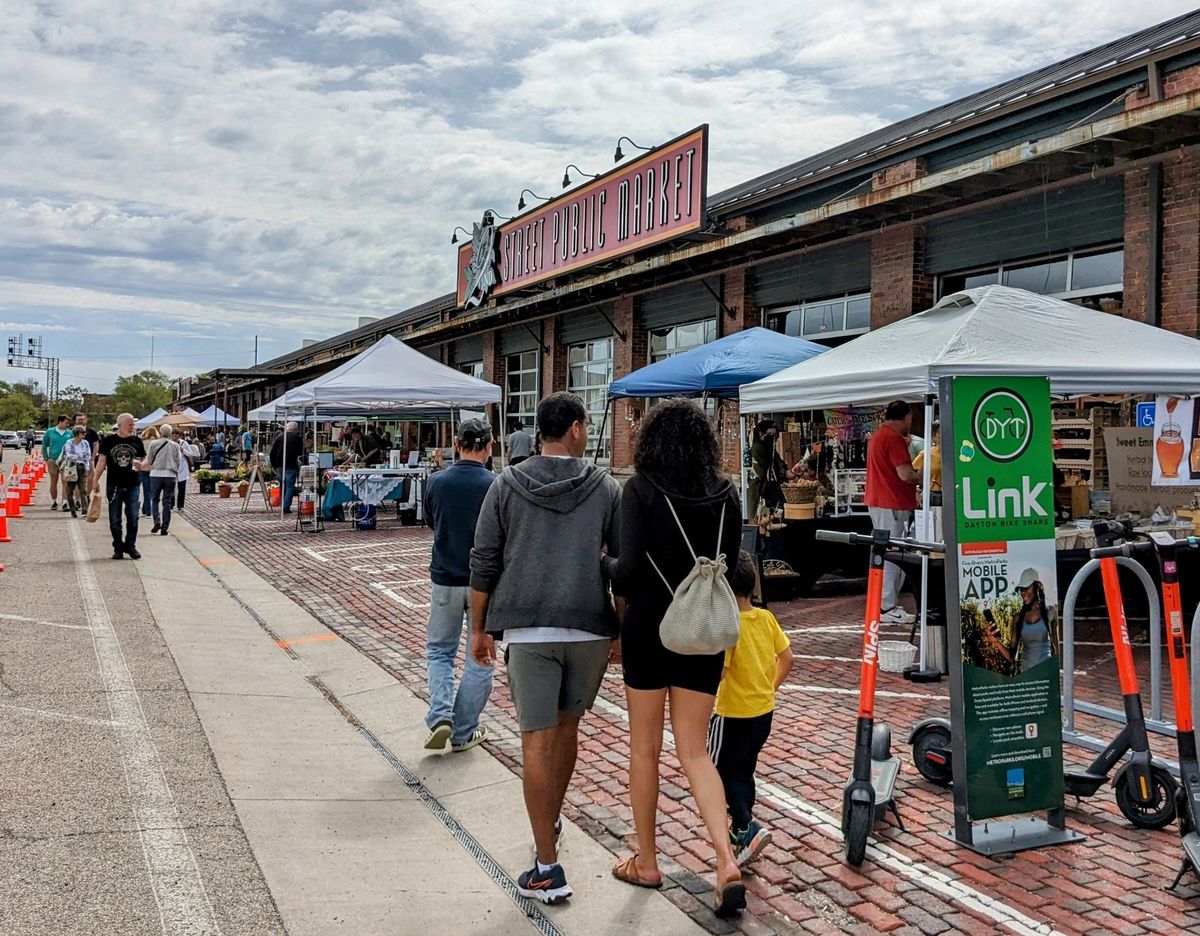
[620,615,724,695]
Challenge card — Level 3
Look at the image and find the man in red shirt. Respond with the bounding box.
[865,401,919,623]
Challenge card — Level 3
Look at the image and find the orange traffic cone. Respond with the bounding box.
[0,500,11,542]
[18,480,30,507]
[6,487,22,519]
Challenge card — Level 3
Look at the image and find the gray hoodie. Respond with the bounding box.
[469,455,621,638]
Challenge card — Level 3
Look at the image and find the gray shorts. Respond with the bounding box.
[505,640,610,733]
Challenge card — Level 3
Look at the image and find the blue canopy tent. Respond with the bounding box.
[605,328,828,507]
[609,327,827,399]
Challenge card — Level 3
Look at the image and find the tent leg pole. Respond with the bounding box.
[918,397,935,671]
[280,418,287,520]
[740,415,749,519]
[594,398,611,466]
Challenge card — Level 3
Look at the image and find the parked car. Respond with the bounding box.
[0,431,21,449]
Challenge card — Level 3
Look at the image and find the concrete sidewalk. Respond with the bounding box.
[1,478,707,936]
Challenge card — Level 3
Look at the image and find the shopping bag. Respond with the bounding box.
[86,492,101,523]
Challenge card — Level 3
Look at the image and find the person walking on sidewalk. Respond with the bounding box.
[42,414,73,510]
[707,550,794,867]
[469,392,621,907]
[865,401,919,624]
[507,420,533,465]
[92,413,147,559]
[146,424,181,535]
[602,398,746,917]
[138,426,159,518]
[422,418,496,754]
[75,413,100,501]
[269,422,303,513]
[61,425,93,518]
[176,434,198,510]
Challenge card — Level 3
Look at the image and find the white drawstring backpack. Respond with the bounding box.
[647,498,741,656]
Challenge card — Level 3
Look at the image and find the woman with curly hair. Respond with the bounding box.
[603,398,745,917]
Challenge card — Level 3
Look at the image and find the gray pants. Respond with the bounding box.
[868,507,912,610]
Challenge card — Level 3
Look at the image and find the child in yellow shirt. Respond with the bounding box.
[707,550,794,865]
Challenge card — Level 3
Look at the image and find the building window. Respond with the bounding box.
[459,361,483,380]
[767,292,871,341]
[505,351,540,434]
[649,319,717,363]
[938,245,1124,304]
[568,338,613,460]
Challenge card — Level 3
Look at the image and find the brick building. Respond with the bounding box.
[179,12,1200,472]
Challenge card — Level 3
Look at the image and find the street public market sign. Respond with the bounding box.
[940,375,1080,853]
[456,126,708,309]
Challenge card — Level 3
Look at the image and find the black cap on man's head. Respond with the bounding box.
[456,418,492,447]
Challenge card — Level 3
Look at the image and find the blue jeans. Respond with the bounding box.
[149,475,175,531]
[426,584,493,745]
[107,486,140,553]
[283,467,299,511]
[139,471,152,516]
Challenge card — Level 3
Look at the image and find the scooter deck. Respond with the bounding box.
[1168,832,1200,890]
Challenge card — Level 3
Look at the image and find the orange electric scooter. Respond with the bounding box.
[816,528,939,865]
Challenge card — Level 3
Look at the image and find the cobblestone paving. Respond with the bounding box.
[184,494,1200,935]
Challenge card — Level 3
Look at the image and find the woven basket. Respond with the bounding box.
[878,640,917,674]
[781,481,820,505]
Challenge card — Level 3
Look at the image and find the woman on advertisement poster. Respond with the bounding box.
[982,568,1057,674]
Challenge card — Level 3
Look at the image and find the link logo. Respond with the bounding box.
[971,389,1032,462]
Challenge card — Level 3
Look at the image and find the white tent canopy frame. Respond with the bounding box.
[134,407,167,430]
[249,335,502,520]
[740,285,1200,671]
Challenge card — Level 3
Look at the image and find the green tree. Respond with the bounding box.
[110,370,174,419]
[0,381,43,430]
[57,384,88,414]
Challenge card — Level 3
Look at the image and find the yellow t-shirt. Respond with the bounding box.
[715,608,791,719]
[913,444,942,491]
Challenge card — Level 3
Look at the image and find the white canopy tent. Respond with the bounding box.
[195,404,239,428]
[740,285,1200,411]
[740,285,1200,673]
[134,407,167,429]
[250,335,502,519]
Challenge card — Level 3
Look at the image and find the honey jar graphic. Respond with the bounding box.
[1158,398,1185,478]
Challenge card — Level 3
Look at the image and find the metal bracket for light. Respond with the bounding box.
[562,164,600,189]
[450,226,471,245]
[696,275,737,320]
[613,136,652,162]
[522,323,550,355]
[518,189,550,211]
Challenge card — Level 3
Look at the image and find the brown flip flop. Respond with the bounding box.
[611,854,663,889]
[714,878,746,917]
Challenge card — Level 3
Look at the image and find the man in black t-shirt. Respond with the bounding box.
[92,413,147,559]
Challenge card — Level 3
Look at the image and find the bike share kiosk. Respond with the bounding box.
[937,375,1082,854]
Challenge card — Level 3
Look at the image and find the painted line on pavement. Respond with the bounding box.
[370,581,431,611]
[0,611,94,631]
[590,695,1056,936]
[69,521,223,936]
[198,556,240,566]
[0,702,123,729]
[785,625,911,636]
[300,540,417,562]
[276,634,339,648]
[792,653,862,664]
[780,683,948,702]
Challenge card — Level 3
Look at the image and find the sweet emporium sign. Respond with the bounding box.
[457,126,708,308]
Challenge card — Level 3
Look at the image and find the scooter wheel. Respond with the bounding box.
[912,726,953,787]
[844,800,871,866]
[1115,765,1178,830]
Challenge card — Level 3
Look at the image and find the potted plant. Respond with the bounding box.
[194,469,221,494]
[237,479,250,498]
[217,479,233,498]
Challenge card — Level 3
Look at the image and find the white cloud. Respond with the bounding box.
[0,0,1195,390]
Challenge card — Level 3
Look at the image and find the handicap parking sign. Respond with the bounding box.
[1136,402,1156,428]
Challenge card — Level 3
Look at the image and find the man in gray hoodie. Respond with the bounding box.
[470,392,620,906]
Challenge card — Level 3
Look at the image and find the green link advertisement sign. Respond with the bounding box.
[951,376,1065,822]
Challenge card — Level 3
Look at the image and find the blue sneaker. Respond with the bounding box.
[517,863,572,905]
[732,821,772,865]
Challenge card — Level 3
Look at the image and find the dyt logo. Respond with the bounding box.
[971,389,1033,463]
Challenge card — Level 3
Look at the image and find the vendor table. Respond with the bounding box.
[321,467,426,523]
[762,513,874,597]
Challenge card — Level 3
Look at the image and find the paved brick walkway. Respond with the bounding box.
[183,494,1200,935]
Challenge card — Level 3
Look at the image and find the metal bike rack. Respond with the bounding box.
[1062,556,1169,755]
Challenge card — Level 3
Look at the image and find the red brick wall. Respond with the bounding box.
[482,331,506,438]
[1122,168,1151,322]
[541,317,568,398]
[720,267,755,336]
[870,226,935,327]
[1126,63,1200,109]
[872,157,927,192]
[610,295,644,469]
[1160,152,1200,336]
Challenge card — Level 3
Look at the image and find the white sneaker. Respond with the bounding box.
[881,606,916,624]
[450,727,488,753]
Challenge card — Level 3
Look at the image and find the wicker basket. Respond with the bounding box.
[781,480,820,505]
[878,640,917,674]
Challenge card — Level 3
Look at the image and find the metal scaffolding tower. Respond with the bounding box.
[6,334,60,402]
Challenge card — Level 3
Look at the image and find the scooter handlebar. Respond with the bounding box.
[815,529,943,553]
[1090,541,1154,559]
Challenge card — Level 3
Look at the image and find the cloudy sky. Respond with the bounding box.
[1,1,1194,393]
